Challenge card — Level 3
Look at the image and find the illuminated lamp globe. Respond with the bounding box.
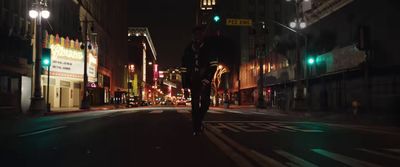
[299,22,307,29]
[41,9,50,19]
[289,21,297,28]
[29,9,39,18]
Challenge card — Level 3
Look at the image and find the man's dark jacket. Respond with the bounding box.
[181,37,219,89]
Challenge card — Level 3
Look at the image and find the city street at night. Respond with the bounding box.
[1,107,399,167]
[1,0,400,166]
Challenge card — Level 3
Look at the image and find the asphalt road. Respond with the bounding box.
[1,107,400,167]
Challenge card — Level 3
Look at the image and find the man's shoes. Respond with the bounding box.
[192,130,203,136]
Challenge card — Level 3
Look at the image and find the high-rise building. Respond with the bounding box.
[128,27,157,102]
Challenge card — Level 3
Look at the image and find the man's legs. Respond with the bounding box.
[198,84,211,130]
[190,84,201,133]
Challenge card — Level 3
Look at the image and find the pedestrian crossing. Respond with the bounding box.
[135,108,286,116]
[247,148,399,167]
[146,110,225,114]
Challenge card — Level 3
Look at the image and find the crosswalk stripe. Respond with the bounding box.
[311,149,382,167]
[149,110,163,114]
[275,150,318,167]
[385,149,400,154]
[357,148,400,160]
[177,110,189,113]
[251,150,286,167]
[208,110,224,114]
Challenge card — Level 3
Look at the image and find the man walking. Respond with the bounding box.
[181,25,219,135]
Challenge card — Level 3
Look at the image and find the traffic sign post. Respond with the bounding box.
[226,18,253,27]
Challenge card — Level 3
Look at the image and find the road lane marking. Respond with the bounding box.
[357,148,400,161]
[227,123,268,133]
[321,123,400,136]
[177,110,189,113]
[18,126,67,137]
[274,150,318,167]
[149,110,163,114]
[210,109,242,114]
[204,129,255,167]
[311,149,382,167]
[206,125,285,167]
[208,110,224,114]
[250,150,286,167]
[205,122,323,133]
[207,123,241,133]
[385,149,400,154]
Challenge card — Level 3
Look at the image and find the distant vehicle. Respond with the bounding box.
[140,100,150,106]
[176,100,186,106]
[162,99,174,105]
[127,96,139,107]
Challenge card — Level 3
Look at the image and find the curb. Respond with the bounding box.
[43,105,127,116]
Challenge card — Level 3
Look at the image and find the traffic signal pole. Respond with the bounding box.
[47,62,50,112]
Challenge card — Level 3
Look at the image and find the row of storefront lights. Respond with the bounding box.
[128,33,147,37]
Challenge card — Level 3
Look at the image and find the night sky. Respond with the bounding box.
[128,0,197,69]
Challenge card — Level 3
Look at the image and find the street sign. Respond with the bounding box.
[226,18,253,26]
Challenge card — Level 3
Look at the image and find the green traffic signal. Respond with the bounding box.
[213,15,221,23]
[307,57,315,65]
[42,58,50,66]
[42,48,51,67]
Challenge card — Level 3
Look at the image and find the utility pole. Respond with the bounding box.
[255,0,266,109]
[80,18,90,109]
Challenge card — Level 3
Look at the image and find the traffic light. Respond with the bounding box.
[213,15,221,23]
[307,57,315,65]
[42,48,51,67]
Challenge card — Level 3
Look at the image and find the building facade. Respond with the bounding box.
[0,0,82,114]
[0,0,128,115]
[127,27,157,102]
[77,0,128,106]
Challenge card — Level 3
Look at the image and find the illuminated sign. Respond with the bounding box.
[49,44,84,79]
[48,43,97,82]
[159,71,164,78]
[153,64,159,81]
[163,80,177,88]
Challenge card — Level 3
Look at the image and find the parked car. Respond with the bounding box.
[176,100,186,106]
[127,96,139,107]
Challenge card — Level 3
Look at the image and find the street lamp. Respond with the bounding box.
[289,19,307,29]
[285,0,313,111]
[29,0,50,114]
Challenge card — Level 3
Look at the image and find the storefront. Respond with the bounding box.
[41,34,98,108]
[96,66,112,105]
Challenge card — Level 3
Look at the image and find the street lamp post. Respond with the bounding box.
[29,0,50,114]
[285,0,310,110]
[80,18,94,109]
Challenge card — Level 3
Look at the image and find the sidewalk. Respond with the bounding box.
[211,104,400,127]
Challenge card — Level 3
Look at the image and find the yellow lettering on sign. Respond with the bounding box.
[226,18,253,26]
